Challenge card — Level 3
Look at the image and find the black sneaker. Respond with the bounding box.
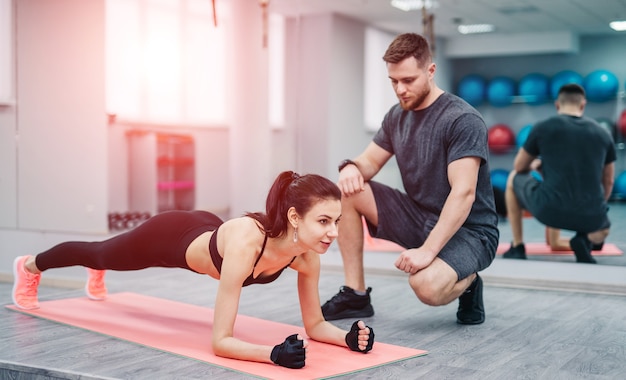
[457,274,484,325]
[502,243,526,259]
[570,233,596,264]
[591,242,604,251]
[321,286,374,321]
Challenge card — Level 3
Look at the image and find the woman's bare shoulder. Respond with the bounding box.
[219,217,264,246]
[220,216,261,231]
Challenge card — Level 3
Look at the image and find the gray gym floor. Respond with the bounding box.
[1,202,625,379]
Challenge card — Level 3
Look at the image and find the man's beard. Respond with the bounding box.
[399,87,430,111]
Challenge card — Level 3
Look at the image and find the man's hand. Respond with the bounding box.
[394,247,436,274]
[337,165,365,197]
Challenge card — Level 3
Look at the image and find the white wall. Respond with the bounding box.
[0,0,16,229]
[0,0,108,279]
[328,15,368,177]
[0,106,17,228]
[16,0,108,233]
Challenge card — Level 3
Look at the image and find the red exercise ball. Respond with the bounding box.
[488,124,516,154]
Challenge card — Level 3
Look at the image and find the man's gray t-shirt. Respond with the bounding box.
[373,92,498,234]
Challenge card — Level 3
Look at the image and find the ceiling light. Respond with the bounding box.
[390,0,438,12]
[609,20,626,31]
[457,24,496,35]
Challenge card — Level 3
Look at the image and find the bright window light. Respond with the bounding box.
[390,0,438,12]
[106,0,229,125]
[609,20,626,31]
[457,24,496,35]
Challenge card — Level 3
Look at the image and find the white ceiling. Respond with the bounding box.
[270,0,626,38]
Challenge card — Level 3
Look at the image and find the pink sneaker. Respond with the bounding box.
[85,268,107,300]
[12,256,41,310]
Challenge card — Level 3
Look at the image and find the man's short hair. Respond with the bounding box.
[558,83,585,97]
[557,83,586,104]
[383,33,432,67]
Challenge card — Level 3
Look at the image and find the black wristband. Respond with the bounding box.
[338,159,357,173]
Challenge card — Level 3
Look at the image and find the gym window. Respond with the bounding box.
[106,0,229,126]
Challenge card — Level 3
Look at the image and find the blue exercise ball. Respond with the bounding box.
[490,168,510,191]
[613,171,626,198]
[487,77,516,107]
[457,75,486,107]
[584,70,619,102]
[518,73,549,105]
[550,70,583,99]
[517,124,533,148]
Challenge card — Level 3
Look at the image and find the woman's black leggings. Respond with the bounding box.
[35,211,223,272]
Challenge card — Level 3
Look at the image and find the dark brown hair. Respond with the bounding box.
[383,33,432,67]
[245,171,341,238]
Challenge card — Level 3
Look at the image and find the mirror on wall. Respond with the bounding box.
[269,0,626,270]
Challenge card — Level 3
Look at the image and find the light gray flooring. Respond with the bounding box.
[2,269,626,379]
[2,202,626,379]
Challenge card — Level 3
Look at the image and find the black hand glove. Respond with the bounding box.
[345,320,375,353]
[270,334,305,369]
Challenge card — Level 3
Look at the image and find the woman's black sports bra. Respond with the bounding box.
[209,226,296,287]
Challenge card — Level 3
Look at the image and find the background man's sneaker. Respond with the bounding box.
[570,233,596,263]
[457,274,485,325]
[12,255,41,310]
[502,243,526,259]
[321,286,374,321]
[85,269,108,300]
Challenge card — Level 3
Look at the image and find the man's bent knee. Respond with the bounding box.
[410,283,446,306]
[407,258,466,306]
[408,271,453,306]
[589,228,610,245]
